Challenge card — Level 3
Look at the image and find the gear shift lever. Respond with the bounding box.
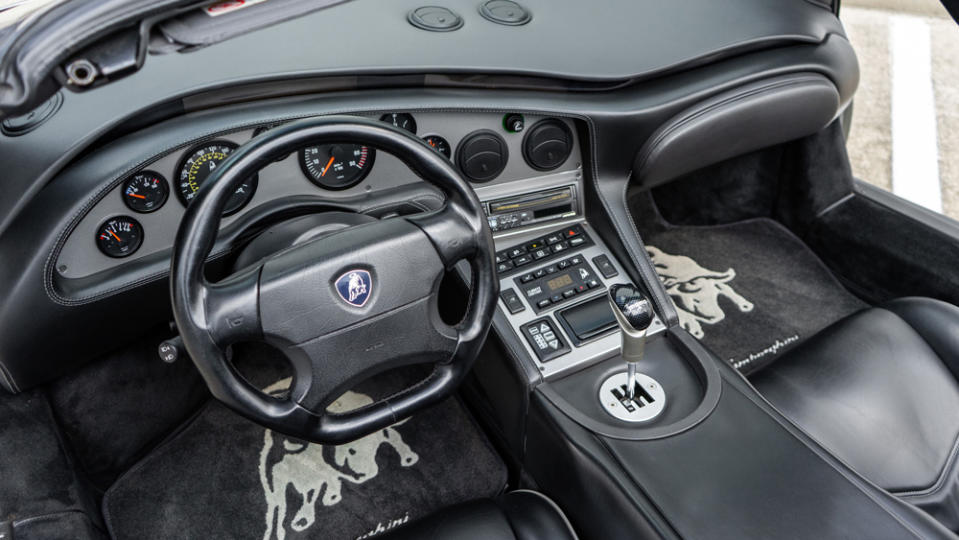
[608,284,654,400]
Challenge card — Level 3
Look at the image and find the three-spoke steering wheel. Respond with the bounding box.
[170,116,497,444]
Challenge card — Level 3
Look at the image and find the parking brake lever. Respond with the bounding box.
[608,284,654,400]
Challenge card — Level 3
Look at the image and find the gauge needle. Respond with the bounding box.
[108,231,122,242]
[321,156,336,177]
[128,193,146,199]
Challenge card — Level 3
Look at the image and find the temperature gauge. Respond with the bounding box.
[96,216,143,258]
[122,171,169,213]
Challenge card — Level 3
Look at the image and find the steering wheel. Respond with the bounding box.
[170,116,497,444]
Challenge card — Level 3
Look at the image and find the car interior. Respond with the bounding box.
[4,0,959,538]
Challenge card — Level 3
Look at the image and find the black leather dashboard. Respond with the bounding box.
[0,1,857,392]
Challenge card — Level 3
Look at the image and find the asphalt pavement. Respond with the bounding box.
[841,0,959,218]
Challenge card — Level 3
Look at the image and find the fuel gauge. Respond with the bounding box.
[96,216,143,258]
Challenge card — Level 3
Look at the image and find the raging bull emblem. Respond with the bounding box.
[259,379,419,540]
[335,269,372,307]
[646,245,754,339]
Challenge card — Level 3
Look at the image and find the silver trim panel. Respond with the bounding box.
[494,221,665,380]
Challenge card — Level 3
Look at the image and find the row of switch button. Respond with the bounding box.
[517,256,604,313]
[519,255,585,283]
[535,278,600,309]
[495,225,590,275]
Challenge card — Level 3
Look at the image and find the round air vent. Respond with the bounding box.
[522,118,573,171]
[457,130,509,183]
[479,0,531,26]
[408,6,464,32]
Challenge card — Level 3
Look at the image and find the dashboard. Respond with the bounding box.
[0,0,858,394]
[55,112,580,280]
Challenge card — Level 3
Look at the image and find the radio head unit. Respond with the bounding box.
[485,186,577,232]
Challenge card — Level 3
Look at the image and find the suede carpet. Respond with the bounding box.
[637,214,866,374]
[102,372,507,540]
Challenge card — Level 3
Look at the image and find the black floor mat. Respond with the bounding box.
[635,204,866,374]
[102,373,507,540]
[0,389,101,538]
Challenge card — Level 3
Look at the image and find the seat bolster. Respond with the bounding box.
[754,299,959,531]
[379,491,576,540]
[496,490,578,540]
[752,306,959,492]
[885,297,959,379]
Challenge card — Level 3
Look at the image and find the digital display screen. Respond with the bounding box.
[546,274,574,291]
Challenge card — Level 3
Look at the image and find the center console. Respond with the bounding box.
[478,180,665,381]
[468,138,955,540]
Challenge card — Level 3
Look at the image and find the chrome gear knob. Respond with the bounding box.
[608,284,654,400]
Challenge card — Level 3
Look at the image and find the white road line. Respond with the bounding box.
[890,15,942,212]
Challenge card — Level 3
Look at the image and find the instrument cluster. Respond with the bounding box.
[66,112,579,279]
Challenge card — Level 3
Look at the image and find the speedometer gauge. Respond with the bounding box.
[299,144,375,190]
[176,141,258,215]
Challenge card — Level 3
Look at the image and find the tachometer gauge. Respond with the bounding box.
[176,141,258,215]
[299,144,375,190]
[96,216,143,258]
[122,171,169,213]
[380,113,417,134]
[423,135,451,159]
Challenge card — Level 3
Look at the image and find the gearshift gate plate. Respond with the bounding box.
[599,372,666,422]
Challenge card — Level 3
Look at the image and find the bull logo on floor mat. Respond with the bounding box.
[646,246,754,339]
[258,379,419,540]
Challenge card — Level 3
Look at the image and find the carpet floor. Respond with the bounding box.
[103,371,507,540]
[637,212,867,374]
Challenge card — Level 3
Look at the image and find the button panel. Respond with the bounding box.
[514,255,603,313]
[495,224,592,277]
[491,220,667,380]
[521,317,570,362]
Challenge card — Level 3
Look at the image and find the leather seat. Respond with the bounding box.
[380,491,577,540]
[752,297,959,530]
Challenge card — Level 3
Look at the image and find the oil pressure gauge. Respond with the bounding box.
[96,216,143,258]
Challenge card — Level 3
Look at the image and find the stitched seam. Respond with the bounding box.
[881,305,959,498]
[44,111,331,307]
[895,435,959,498]
[731,373,927,539]
[619,179,677,323]
[509,489,580,539]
